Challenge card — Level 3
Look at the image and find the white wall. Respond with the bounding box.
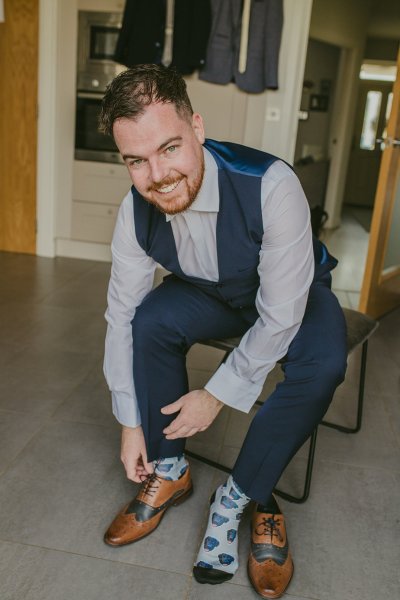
[368,0,400,39]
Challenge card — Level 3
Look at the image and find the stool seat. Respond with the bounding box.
[186,307,378,504]
[342,308,378,353]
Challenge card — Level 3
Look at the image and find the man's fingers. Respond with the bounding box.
[143,461,154,474]
[165,425,199,440]
[163,415,181,434]
[161,398,183,415]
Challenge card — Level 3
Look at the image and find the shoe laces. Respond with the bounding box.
[255,515,283,542]
[140,472,164,497]
[140,459,163,498]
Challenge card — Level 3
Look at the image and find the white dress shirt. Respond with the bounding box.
[104,147,314,427]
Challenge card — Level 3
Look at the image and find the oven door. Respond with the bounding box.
[75,92,123,164]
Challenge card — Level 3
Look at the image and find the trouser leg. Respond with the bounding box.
[232,275,347,504]
[132,276,251,461]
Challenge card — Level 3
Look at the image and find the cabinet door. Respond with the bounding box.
[71,201,119,244]
[73,160,131,206]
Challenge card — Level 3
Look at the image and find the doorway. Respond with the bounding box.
[343,62,396,236]
[294,38,341,217]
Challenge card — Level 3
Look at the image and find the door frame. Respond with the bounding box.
[36,0,60,257]
[359,49,400,317]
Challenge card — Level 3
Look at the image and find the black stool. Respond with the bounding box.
[186,307,378,504]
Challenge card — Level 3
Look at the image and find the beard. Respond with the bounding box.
[145,155,205,216]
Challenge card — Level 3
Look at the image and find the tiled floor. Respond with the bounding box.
[0,213,399,600]
[321,207,371,310]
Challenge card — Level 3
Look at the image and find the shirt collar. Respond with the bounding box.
[165,147,219,222]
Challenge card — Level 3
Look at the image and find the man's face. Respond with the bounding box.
[113,102,205,215]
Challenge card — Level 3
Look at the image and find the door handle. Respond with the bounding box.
[376,137,400,148]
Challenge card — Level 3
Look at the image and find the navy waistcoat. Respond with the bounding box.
[132,139,335,309]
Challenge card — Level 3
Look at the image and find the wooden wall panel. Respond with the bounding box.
[0,0,38,254]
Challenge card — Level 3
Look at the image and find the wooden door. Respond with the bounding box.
[359,51,400,318]
[343,80,393,208]
[0,0,38,254]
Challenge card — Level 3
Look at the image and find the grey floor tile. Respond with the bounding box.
[363,337,400,398]
[0,254,98,305]
[1,302,105,357]
[188,580,262,599]
[187,344,225,371]
[0,346,95,415]
[0,340,24,368]
[188,368,215,390]
[0,420,216,576]
[283,462,400,600]
[382,393,400,445]
[317,394,400,472]
[41,263,110,313]
[189,578,310,600]
[0,410,47,474]
[186,406,231,463]
[0,540,190,600]
[52,362,114,427]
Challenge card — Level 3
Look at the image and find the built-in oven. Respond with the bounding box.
[75,92,123,164]
[75,10,125,164]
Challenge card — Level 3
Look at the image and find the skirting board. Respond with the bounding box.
[55,238,112,262]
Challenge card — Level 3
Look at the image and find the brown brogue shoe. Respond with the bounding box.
[247,501,294,599]
[104,468,193,546]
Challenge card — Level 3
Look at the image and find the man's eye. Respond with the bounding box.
[165,145,176,154]
[129,159,144,167]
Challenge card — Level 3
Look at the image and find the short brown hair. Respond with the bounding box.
[99,64,194,136]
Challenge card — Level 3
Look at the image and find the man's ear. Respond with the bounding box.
[192,113,205,144]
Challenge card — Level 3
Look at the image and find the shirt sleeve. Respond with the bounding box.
[103,191,156,427]
[204,161,314,412]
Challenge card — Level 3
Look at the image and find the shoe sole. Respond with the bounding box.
[104,483,193,547]
[193,566,234,585]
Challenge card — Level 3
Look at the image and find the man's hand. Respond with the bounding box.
[161,389,223,440]
[120,425,154,483]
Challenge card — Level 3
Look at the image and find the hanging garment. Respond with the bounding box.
[199,0,284,93]
[114,0,211,75]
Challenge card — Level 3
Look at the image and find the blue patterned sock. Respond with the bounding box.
[154,454,188,481]
[195,475,250,575]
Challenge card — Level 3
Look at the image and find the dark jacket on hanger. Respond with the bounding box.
[114,0,211,75]
[199,0,283,93]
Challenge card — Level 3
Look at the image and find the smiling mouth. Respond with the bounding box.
[154,179,182,194]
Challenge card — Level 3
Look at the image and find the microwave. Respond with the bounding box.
[77,10,125,93]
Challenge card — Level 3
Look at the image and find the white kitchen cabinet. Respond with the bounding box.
[71,160,131,244]
[72,160,131,205]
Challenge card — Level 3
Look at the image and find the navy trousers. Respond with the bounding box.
[132,272,347,505]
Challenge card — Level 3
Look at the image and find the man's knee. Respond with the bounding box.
[132,300,185,352]
[284,345,347,406]
[317,351,347,392]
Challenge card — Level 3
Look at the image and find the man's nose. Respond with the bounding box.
[148,158,169,183]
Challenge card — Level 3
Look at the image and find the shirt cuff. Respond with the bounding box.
[204,363,264,413]
[111,391,142,428]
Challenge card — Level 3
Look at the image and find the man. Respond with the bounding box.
[99,64,347,598]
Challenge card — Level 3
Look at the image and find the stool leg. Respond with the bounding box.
[186,427,318,505]
[274,427,318,504]
[185,450,232,475]
[186,348,321,504]
[321,340,368,434]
